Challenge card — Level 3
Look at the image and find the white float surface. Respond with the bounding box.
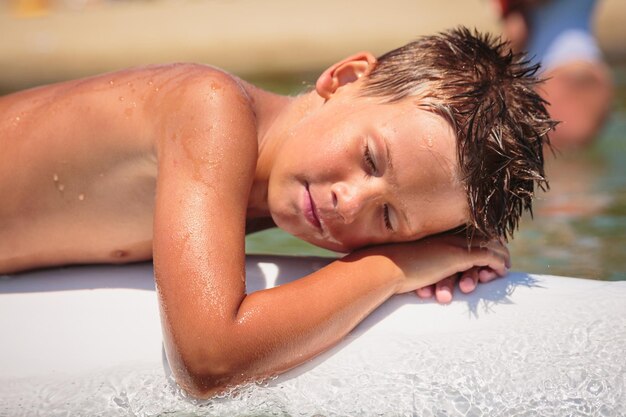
[1,255,625,416]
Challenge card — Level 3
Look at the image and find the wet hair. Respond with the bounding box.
[360,26,557,240]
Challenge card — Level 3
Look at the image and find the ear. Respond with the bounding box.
[315,52,377,100]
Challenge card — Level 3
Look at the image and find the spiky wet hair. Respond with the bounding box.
[361,27,557,240]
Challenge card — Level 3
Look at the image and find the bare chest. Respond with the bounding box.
[0,133,158,273]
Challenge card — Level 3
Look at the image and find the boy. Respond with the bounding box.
[0,27,554,397]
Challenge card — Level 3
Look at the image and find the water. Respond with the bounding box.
[247,69,626,281]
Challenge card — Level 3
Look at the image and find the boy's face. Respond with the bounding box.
[267,88,468,253]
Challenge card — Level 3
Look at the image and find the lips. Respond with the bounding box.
[303,182,322,230]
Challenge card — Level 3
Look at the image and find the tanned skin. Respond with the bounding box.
[0,54,509,397]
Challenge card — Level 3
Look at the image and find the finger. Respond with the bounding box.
[459,267,479,293]
[471,245,509,278]
[482,239,511,269]
[416,285,434,299]
[435,274,456,304]
[478,267,502,283]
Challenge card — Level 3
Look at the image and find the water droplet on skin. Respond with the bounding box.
[109,80,114,86]
[154,87,159,92]
[78,193,85,201]
[426,134,434,148]
[53,173,59,182]
[148,80,154,86]
[119,96,125,102]
[15,116,20,122]
[57,183,65,192]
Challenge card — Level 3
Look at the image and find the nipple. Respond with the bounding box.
[112,250,129,259]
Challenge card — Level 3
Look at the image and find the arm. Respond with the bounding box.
[153,71,509,398]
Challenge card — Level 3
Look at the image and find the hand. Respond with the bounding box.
[415,266,504,304]
[387,235,510,295]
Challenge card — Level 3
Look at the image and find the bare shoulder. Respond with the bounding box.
[169,64,254,121]
[151,63,259,239]
[148,64,257,152]
[0,62,254,131]
[0,63,258,169]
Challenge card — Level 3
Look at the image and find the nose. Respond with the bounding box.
[330,180,379,224]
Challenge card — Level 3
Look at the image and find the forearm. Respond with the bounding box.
[160,233,509,398]
[238,251,401,368]
[170,249,402,397]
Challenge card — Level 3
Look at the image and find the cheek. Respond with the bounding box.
[293,146,346,181]
[292,122,354,167]
[426,195,468,233]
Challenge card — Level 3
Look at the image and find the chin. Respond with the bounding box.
[302,235,351,254]
[272,212,350,253]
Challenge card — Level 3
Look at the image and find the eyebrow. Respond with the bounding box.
[381,136,412,232]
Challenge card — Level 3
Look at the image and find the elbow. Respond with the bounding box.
[167,348,252,399]
[176,365,230,400]
[175,372,233,400]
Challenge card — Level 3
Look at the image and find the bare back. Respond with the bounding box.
[0,64,243,273]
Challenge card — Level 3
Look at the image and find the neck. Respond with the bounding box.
[240,81,324,218]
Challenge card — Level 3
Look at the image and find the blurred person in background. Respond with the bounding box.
[496,0,614,149]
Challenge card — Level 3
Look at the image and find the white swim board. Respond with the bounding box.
[1,255,625,416]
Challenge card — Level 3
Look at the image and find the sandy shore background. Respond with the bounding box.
[1,0,625,92]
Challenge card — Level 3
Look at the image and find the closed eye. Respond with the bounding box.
[364,143,377,174]
[383,204,393,231]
